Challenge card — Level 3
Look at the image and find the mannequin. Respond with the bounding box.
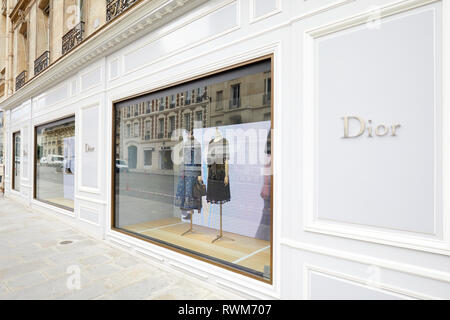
[207,127,232,243]
[175,130,204,236]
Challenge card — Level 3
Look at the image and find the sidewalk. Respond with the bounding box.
[0,197,239,300]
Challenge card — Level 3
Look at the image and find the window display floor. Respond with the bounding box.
[41,198,74,210]
[122,217,270,275]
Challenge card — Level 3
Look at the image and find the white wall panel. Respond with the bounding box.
[251,0,279,20]
[43,84,68,107]
[302,1,446,253]
[123,1,239,74]
[80,104,100,191]
[308,270,407,300]
[314,2,441,235]
[79,205,100,225]
[81,67,102,92]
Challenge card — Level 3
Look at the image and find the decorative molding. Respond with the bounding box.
[281,238,450,284]
[303,264,432,300]
[0,0,209,111]
[75,194,107,205]
[79,204,100,226]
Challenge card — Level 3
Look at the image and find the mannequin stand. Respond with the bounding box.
[181,211,194,236]
[212,203,234,243]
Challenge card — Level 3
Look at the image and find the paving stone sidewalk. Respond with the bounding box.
[0,197,239,300]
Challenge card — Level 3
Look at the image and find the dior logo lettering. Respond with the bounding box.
[342,116,401,138]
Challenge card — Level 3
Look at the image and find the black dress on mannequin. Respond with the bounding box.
[206,138,230,204]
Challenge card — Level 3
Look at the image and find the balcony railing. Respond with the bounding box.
[15,70,27,91]
[106,0,139,22]
[159,105,165,111]
[144,134,151,140]
[157,132,164,139]
[170,103,175,109]
[229,98,241,109]
[62,22,85,55]
[34,51,50,76]
[263,92,271,106]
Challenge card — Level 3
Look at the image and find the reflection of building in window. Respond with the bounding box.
[160,149,173,170]
[116,69,270,176]
[216,90,223,110]
[134,122,139,137]
[144,150,152,166]
[169,116,175,137]
[184,113,191,132]
[263,75,271,106]
[145,120,151,140]
[209,71,270,127]
[185,90,191,105]
[230,83,240,108]
[39,125,75,161]
[158,118,164,139]
[195,111,203,128]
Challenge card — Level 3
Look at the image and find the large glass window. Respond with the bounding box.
[113,58,273,281]
[35,116,75,211]
[12,131,21,191]
[0,111,4,165]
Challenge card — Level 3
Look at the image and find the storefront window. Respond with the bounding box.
[0,111,4,165]
[113,58,273,281]
[35,116,75,211]
[12,131,21,191]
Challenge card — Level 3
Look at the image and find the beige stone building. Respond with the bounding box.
[0,0,137,99]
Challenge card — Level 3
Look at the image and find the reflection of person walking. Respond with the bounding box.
[255,130,271,241]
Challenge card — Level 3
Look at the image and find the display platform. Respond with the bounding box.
[43,197,74,209]
[123,217,270,274]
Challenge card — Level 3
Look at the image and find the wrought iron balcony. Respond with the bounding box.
[34,51,50,76]
[170,103,175,109]
[15,70,27,91]
[62,22,85,55]
[229,98,241,109]
[144,134,151,140]
[157,132,164,139]
[106,0,138,22]
[159,105,165,111]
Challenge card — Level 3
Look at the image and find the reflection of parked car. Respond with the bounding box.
[116,159,129,173]
[40,157,48,165]
[47,155,64,166]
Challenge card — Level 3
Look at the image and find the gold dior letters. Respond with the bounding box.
[342,116,401,138]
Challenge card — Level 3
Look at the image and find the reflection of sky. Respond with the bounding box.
[193,121,271,238]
